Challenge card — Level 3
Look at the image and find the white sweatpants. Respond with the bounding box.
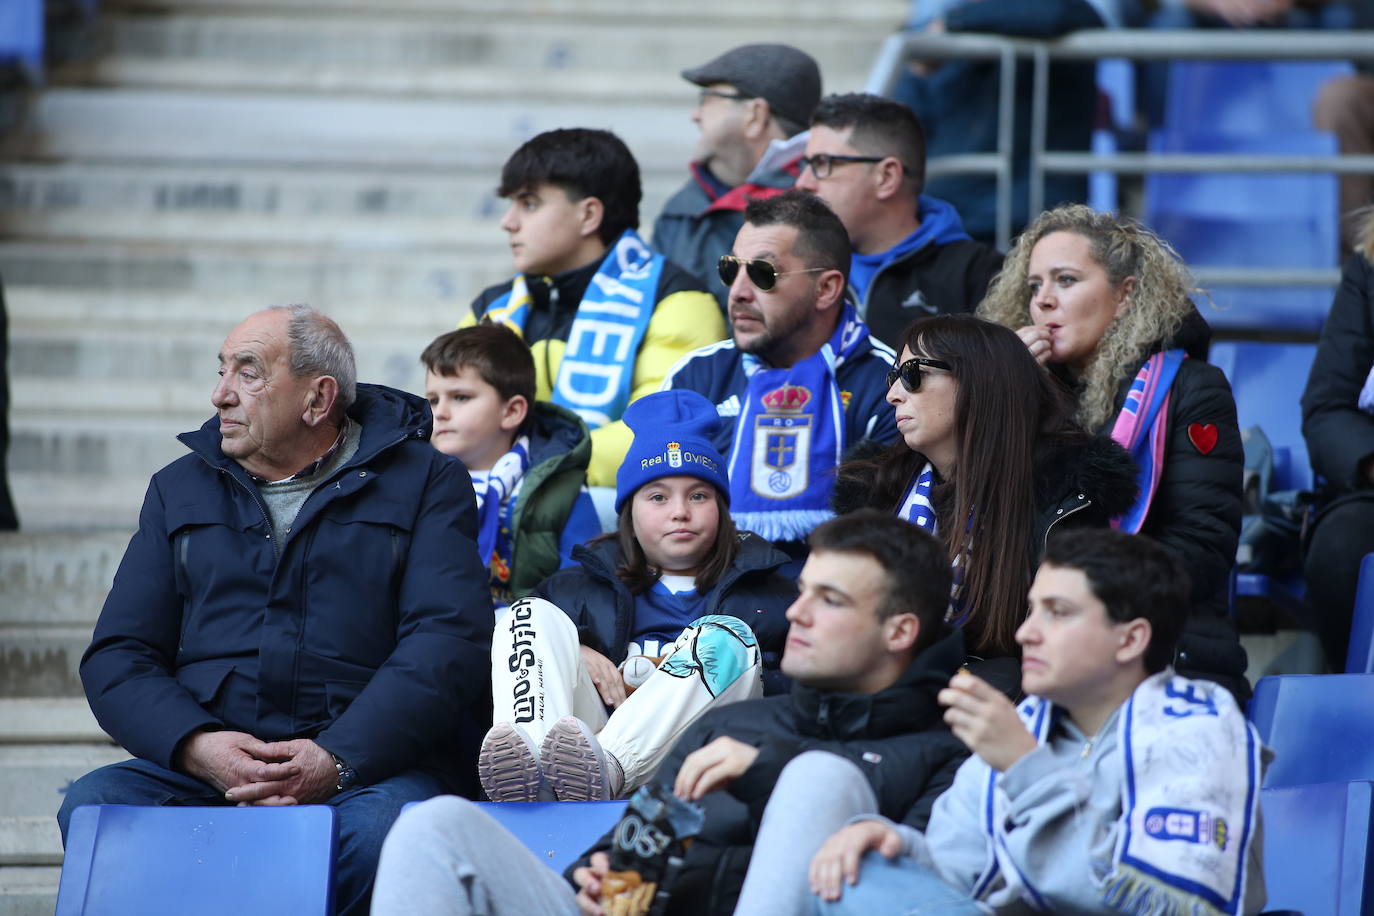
[491,597,763,793]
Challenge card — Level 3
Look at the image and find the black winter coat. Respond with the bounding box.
[1088,308,1249,701]
[831,433,1137,696]
[562,628,971,916]
[1303,253,1374,492]
[857,237,1006,350]
[531,533,797,695]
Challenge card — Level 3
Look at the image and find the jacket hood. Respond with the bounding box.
[1161,300,1213,361]
[1034,433,1139,520]
[179,382,432,468]
[914,195,974,248]
[526,402,591,470]
[790,625,965,740]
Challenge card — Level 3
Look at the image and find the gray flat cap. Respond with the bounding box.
[681,43,822,129]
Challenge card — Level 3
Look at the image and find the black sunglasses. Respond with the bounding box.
[886,356,953,393]
[718,255,828,291]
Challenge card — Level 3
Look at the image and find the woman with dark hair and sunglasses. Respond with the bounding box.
[833,314,1137,692]
[979,204,1248,701]
[479,389,797,804]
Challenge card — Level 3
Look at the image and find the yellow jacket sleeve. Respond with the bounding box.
[587,289,726,486]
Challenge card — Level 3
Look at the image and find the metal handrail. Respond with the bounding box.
[868,29,1374,287]
[866,32,1020,248]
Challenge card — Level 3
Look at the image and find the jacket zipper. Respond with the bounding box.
[1043,497,1092,551]
[220,468,279,559]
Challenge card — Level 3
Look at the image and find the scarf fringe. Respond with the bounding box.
[1102,864,1229,916]
[732,509,835,543]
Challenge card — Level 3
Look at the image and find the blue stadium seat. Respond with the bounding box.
[1249,674,1374,788]
[1209,341,1316,494]
[1262,780,1374,916]
[1210,341,1315,600]
[1146,132,1337,334]
[475,800,627,874]
[0,0,43,82]
[55,804,337,916]
[1344,554,1374,674]
[1164,61,1352,139]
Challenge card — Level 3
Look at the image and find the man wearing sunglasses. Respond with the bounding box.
[795,93,1004,351]
[662,190,900,567]
[652,43,822,311]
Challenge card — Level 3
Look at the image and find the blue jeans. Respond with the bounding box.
[813,853,987,916]
[57,757,449,916]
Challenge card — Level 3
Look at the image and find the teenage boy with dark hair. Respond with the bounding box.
[795,93,1003,350]
[749,528,1268,916]
[370,510,970,916]
[464,128,726,488]
[422,323,601,612]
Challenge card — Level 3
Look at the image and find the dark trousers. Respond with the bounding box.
[1303,492,1374,670]
[56,757,449,916]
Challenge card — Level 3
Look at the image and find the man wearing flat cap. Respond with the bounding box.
[652,43,822,311]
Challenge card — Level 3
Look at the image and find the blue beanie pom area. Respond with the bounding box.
[615,390,731,513]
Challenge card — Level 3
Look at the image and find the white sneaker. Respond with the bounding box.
[478,722,551,802]
[539,716,624,801]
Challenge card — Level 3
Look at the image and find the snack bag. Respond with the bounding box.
[599,784,705,916]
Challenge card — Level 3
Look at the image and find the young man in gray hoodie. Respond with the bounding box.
[738,528,1269,916]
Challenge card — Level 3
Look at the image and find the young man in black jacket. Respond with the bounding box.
[371,510,970,916]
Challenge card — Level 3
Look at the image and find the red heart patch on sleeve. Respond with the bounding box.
[1188,423,1218,455]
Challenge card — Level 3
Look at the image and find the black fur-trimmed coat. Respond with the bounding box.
[831,433,1139,556]
[831,434,1137,696]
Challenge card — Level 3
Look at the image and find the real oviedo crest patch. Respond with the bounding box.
[752,383,812,500]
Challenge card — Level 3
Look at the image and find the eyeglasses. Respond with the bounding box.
[886,356,953,393]
[718,255,829,291]
[798,153,887,179]
[697,88,754,105]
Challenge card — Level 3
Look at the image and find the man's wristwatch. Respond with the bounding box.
[331,753,357,792]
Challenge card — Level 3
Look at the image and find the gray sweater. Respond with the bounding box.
[871,684,1270,914]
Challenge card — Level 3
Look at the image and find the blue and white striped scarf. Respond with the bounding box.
[897,464,970,626]
[484,229,662,430]
[471,436,530,611]
[726,304,870,542]
[978,672,1263,915]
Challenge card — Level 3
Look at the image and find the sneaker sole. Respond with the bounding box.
[541,717,610,802]
[478,724,545,803]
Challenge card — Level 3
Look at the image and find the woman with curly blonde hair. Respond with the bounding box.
[979,204,1248,701]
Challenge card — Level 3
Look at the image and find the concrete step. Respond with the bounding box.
[0,89,700,169]
[0,699,111,743]
[0,534,126,629]
[0,866,60,916]
[55,14,886,95]
[9,473,150,533]
[100,0,899,26]
[6,286,466,334]
[0,161,685,228]
[0,240,511,305]
[0,743,130,864]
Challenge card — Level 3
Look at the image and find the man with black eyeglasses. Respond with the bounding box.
[661,191,899,569]
[652,44,822,311]
[795,93,1004,351]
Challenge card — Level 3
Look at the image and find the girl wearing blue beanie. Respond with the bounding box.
[482,390,798,803]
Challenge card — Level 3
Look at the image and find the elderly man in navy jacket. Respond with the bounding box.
[57,305,492,916]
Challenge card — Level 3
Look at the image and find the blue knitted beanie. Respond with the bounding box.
[616,390,730,512]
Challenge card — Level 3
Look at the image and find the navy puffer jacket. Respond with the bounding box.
[80,384,494,794]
